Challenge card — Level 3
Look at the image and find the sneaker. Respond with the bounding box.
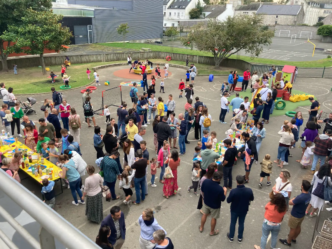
[309,212,317,218]
[151,184,157,187]
[279,239,291,246]
[142,124,148,127]
[238,238,242,243]
[67,185,70,189]
[266,181,271,186]
[283,162,289,166]
[147,122,150,125]
[258,183,262,188]
[123,200,127,204]
[18,134,22,137]
[187,186,191,192]
[78,200,85,205]
[72,201,79,206]
[289,154,293,157]
[223,122,227,124]
[227,233,234,242]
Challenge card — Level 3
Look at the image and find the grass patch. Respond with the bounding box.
[100,43,332,68]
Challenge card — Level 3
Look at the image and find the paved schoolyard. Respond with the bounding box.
[10,64,332,249]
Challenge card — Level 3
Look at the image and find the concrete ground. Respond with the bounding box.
[5,64,332,248]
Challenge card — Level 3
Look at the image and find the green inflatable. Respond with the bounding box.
[285,111,297,117]
[275,100,286,110]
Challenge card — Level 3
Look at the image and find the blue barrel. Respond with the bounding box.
[209,74,214,82]
[164,104,168,112]
[238,76,243,82]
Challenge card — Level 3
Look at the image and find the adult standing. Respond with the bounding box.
[253,194,287,249]
[197,164,216,211]
[261,92,273,124]
[51,87,62,120]
[274,125,294,168]
[219,92,229,124]
[7,87,17,106]
[167,112,179,149]
[318,112,332,134]
[10,103,24,137]
[199,107,212,139]
[166,94,175,118]
[241,132,258,184]
[226,175,254,243]
[311,130,332,174]
[138,208,166,249]
[157,97,165,121]
[125,119,138,142]
[21,115,35,131]
[156,116,171,153]
[199,171,227,235]
[222,139,238,189]
[252,122,266,157]
[231,71,239,92]
[184,84,194,101]
[142,72,148,92]
[200,143,220,178]
[100,151,121,201]
[0,83,9,105]
[0,104,11,134]
[230,93,244,116]
[252,99,264,125]
[83,97,96,127]
[272,169,292,208]
[152,230,174,249]
[47,109,62,141]
[82,165,103,224]
[24,124,38,150]
[148,93,156,122]
[122,139,135,167]
[308,97,319,121]
[270,85,277,115]
[68,108,81,143]
[163,150,180,198]
[38,118,55,141]
[152,115,160,153]
[228,71,234,92]
[157,141,170,184]
[279,180,311,246]
[100,206,126,249]
[140,140,150,195]
[194,105,203,140]
[118,103,128,136]
[178,113,187,155]
[133,127,146,152]
[130,82,139,109]
[185,108,194,144]
[137,96,147,129]
[131,149,148,205]
[103,125,122,173]
[194,97,204,111]
[94,126,104,159]
[242,69,251,91]
[96,226,113,249]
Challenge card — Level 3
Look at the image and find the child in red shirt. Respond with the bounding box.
[178,79,185,98]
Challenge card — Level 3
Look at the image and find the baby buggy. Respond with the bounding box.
[21,97,37,115]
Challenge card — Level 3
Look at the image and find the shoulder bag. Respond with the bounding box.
[269,181,290,200]
[313,178,325,199]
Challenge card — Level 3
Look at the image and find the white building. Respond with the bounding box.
[203,4,234,21]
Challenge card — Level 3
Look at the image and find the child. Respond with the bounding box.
[190,70,196,84]
[208,131,217,150]
[258,154,273,188]
[226,119,240,136]
[197,141,202,149]
[86,68,91,80]
[95,74,100,86]
[185,70,190,83]
[201,130,209,150]
[155,65,161,78]
[4,110,13,122]
[41,143,50,160]
[300,141,314,169]
[41,179,55,209]
[63,74,69,87]
[160,79,165,93]
[60,129,70,154]
[150,158,157,187]
[164,67,168,79]
[221,81,229,96]
[193,146,201,159]
[284,80,293,94]
[178,79,185,98]
[291,119,299,149]
[188,162,201,195]
[93,70,97,79]
[104,105,111,123]
[50,71,56,83]
[119,169,135,204]
[48,141,59,165]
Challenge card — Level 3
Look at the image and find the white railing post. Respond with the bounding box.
[39,227,56,249]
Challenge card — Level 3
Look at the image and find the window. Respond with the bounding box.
[275,21,277,25]
[169,12,171,16]
[276,15,278,18]
[172,23,175,27]
[164,12,166,16]
[178,12,180,17]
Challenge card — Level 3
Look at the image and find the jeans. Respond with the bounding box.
[144,111,147,124]
[3,101,9,105]
[115,157,123,174]
[270,101,275,114]
[185,123,192,142]
[219,108,227,122]
[54,105,61,120]
[256,141,262,158]
[311,154,326,171]
[277,146,288,162]
[260,221,281,249]
[134,176,146,204]
[62,117,69,130]
[105,180,117,200]
[223,167,232,188]
[69,178,83,204]
[14,69,17,75]
[160,165,166,181]
[148,108,156,120]
[229,211,247,239]
[118,120,126,136]
[285,148,289,163]
[201,127,210,140]
[94,146,104,159]
[179,134,186,154]
[151,174,156,184]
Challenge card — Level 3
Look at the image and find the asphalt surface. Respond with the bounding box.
[2,65,332,248]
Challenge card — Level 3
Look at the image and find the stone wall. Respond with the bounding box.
[273,25,321,40]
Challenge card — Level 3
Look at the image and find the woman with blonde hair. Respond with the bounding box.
[199,107,212,139]
[2,158,19,180]
[157,140,170,184]
[274,125,294,168]
[69,107,81,143]
[122,139,135,167]
[272,169,292,208]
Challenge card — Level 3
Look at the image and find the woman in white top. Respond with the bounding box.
[272,169,292,208]
[119,169,135,204]
[148,93,157,121]
[306,165,332,217]
[82,165,103,223]
[251,71,259,88]
[7,87,16,106]
[274,125,294,168]
[122,139,135,167]
[199,107,212,139]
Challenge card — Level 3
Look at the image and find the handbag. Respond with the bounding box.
[251,135,257,142]
[97,140,105,148]
[313,179,325,199]
[164,166,174,179]
[324,177,332,201]
[269,182,290,200]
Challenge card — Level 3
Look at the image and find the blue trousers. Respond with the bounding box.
[62,117,69,130]
[105,180,117,200]
[179,134,186,154]
[159,164,166,181]
[277,146,288,162]
[311,154,326,171]
[134,176,146,204]
[219,108,227,122]
[118,120,126,136]
[229,211,247,239]
[69,178,83,204]
[260,221,281,249]
[151,174,156,184]
[270,101,275,115]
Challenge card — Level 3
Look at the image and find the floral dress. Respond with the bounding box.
[25,131,36,150]
[163,158,180,198]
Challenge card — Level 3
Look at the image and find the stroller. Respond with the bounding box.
[21,97,37,115]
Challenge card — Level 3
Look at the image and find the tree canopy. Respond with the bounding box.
[317,25,332,37]
[189,1,203,19]
[165,27,179,37]
[117,23,129,42]
[182,15,274,68]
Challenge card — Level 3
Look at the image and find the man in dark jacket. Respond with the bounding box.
[194,97,204,111]
[241,132,257,183]
[156,116,172,152]
[100,206,126,249]
[226,175,254,243]
[103,126,122,173]
[47,108,62,141]
[51,87,62,120]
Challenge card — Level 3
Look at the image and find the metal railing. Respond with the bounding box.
[0,170,101,249]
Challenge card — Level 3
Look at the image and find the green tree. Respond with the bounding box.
[0,0,52,71]
[189,1,203,19]
[317,25,332,37]
[165,27,179,39]
[117,23,129,42]
[203,0,210,4]
[1,9,72,74]
[314,21,324,27]
[183,15,274,68]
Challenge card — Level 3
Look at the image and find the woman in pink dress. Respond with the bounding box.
[163,150,180,199]
[24,124,37,150]
[9,152,22,182]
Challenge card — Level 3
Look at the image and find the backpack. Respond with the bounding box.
[56,92,62,104]
[130,88,136,98]
[70,115,79,130]
[83,102,91,112]
[203,115,211,128]
[0,89,3,99]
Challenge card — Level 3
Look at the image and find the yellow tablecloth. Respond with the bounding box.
[0,141,61,184]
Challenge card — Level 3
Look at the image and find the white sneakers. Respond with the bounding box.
[151,184,157,187]
[72,201,79,206]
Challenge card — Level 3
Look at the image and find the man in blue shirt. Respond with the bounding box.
[228,71,234,89]
[130,82,139,108]
[230,93,244,116]
[226,175,254,243]
[199,171,227,236]
[279,180,311,246]
[178,113,187,155]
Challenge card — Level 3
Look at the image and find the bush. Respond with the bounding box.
[317,25,332,37]
[327,55,331,59]
[314,21,324,27]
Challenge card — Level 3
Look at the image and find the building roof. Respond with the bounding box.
[283,65,296,73]
[168,0,192,9]
[203,5,226,18]
[257,5,302,15]
[52,2,108,10]
[322,13,332,24]
[163,0,172,5]
[236,3,261,11]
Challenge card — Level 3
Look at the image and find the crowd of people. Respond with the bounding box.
[1,61,331,249]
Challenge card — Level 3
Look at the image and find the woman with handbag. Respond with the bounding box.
[10,102,24,137]
[262,92,273,124]
[94,126,105,159]
[69,108,81,143]
[157,140,170,184]
[251,122,266,157]
[254,193,287,249]
[163,150,180,199]
[305,164,332,217]
[271,169,292,209]
[82,165,103,224]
